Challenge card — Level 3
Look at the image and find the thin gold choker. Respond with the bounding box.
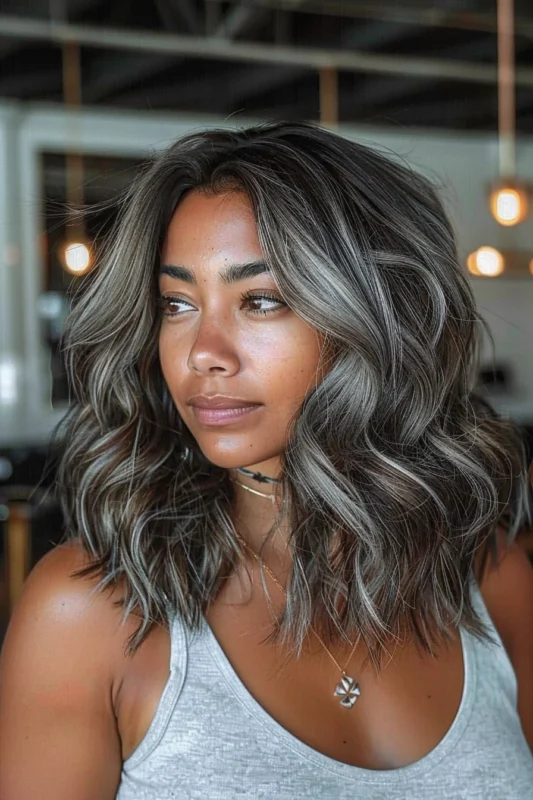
[234,479,277,504]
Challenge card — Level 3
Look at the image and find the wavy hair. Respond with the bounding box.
[52,120,532,668]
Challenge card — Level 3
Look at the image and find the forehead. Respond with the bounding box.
[161,191,262,267]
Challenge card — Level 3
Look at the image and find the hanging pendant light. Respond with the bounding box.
[58,39,92,275]
[488,0,529,227]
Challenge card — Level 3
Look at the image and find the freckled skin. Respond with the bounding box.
[158,191,326,478]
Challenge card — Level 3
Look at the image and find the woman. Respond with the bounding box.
[1,120,532,799]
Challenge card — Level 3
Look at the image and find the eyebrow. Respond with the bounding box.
[159,260,270,286]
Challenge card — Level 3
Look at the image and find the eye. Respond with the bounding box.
[240,291,286,316]
[157,296,195,317]
[158,292,286,319]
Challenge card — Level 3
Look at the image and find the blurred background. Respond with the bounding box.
[1,0,533,639]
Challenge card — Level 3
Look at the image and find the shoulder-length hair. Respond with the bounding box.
[53,120,531,668]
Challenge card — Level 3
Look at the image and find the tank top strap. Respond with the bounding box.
[123,606,189,770]
[467,569,518,702]
[168,606,189,673]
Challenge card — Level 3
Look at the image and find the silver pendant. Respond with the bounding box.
[334,674,361,708]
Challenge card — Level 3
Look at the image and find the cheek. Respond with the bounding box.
[158,331,187,392]
[257,332,324,406]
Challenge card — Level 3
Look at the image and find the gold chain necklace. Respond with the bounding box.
[233,521,362,709]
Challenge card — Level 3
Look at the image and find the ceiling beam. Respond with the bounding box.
[2,16,530,86]
[0,0,95,59]
[72,5,502,113]
[82,0,277,105]
[70,0,343,109]
[203,0,307,107]
[225,0,479,112]
[205,0,533,40]
[354,29,532,112]
[221,16,418,110]
[83,0,275,104]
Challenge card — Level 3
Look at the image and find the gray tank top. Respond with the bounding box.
[116,574,533,799]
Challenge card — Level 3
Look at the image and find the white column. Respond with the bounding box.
[0,102,27,444]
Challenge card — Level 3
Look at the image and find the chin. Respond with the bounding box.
[194,438,281,472]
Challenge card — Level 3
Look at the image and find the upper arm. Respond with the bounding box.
[0,541,124,800]
[478,531,533,750]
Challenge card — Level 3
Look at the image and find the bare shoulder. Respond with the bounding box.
[3,538,132,671]
[0,539,135,799]
[476,527,533,749]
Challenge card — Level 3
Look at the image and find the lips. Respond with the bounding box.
[187,395,263,426]
[188,395,260,409]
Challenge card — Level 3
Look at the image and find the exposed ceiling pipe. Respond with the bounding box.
[2,15,533,87]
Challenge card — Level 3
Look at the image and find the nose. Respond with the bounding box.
[187,316,240,376]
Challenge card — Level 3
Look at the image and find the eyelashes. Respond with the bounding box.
[157,296,191,317]
[238,291,286,316]
[158,291,287,318]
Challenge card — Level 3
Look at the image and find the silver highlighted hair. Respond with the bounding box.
[52,121,532,669]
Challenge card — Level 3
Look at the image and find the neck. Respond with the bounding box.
[229,466,290,560]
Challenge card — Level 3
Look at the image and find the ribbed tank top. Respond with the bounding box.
[116,574,533,799]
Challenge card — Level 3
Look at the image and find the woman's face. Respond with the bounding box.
[158,190,326,476]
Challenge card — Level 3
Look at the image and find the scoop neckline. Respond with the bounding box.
[202,612,477,785]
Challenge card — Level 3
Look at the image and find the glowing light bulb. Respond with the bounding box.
[63,241,91,274]
[489,184,528,226]
[466,251,480,276]
[466,247,504,277]
[496,190,520,222]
